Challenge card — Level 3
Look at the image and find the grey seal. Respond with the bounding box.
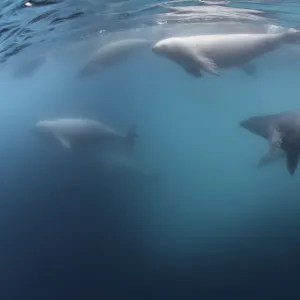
[240,110,300,175]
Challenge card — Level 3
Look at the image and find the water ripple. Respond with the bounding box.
[0,0,298,64]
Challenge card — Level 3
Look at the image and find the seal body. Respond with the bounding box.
[152,30,300,76]
[33,118,138,152]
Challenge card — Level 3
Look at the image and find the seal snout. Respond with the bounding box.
[152,40,165,55]
[151,43,159,54]
[239,119,249,129]
[29,125,41,136]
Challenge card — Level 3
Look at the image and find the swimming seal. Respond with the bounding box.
[78,38,152,76]
[152,29,300,77]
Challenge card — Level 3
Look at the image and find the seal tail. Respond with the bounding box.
[77,64,99,77]
[283,28,300,44]
[124,125,138,153]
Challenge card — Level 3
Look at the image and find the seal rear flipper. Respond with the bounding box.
[196,55,220,76]
[283,28,300,44]
[53,133,72,149]
[124,125,138,154]
[182,64,202,77]
[285,150,299,175]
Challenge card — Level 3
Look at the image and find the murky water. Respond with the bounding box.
[1,0,300,299]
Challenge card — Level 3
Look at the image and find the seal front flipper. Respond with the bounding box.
[53,133,72,149]
[257,150,285,168]
[195,55,220,76]
[182,64,202,77]
[285,149,299,175]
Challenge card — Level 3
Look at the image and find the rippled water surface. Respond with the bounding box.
[1,0,299,61]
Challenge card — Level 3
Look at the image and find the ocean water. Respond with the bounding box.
[1,0,300,299]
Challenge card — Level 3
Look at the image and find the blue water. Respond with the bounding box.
[1,0,300,299]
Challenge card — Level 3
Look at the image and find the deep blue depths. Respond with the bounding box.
[1,1,300,299]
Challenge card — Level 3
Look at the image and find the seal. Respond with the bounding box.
[78,38,152,76]
[32,118,138,153]
[240,110,300,175]
[152,29,300,77]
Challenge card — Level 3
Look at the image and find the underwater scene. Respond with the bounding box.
[1,0,300,299]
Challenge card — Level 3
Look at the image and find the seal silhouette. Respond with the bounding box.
[79,38,152,76]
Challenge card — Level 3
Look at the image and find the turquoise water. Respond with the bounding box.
[1,0,300,299]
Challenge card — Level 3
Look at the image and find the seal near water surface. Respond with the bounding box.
[32,118,138,153]
[78,38,152,76]
[240,110,300,175]
[152,29,300,77]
